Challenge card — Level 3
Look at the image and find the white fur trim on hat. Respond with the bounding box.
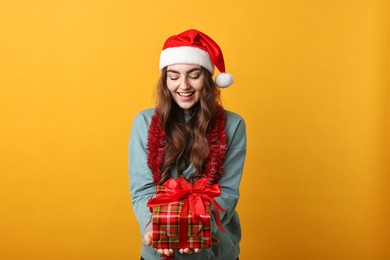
[215,73,234,88]
[159,46,214,74]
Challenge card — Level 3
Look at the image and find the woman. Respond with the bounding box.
[129,29,246,260]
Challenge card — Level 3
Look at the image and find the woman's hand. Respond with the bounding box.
[179,248,202,254]
[144,229,174,256]
[156,248,174,256]
[144,229,153,246]
[144,229,201,256]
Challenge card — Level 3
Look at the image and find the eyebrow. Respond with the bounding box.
[166,68,202,74]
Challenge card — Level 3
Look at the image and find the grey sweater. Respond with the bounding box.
[129,108,246,260]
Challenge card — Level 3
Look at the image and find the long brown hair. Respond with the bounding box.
[156,67,221,184]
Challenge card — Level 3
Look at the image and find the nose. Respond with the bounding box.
[179,76,191,89]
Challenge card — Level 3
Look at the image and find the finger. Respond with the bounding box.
[194,248,201,253]
[184,248,193,254]
[157,249,163,254]
[144,231,152,246]
[169,249,174,254]
[179,249,184,254]
[163,249,171,256]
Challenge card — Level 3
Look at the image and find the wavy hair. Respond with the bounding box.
[155,67,221,184]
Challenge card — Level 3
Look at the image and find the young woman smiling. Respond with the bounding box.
[129,29,246,260]
[166,64,205,113]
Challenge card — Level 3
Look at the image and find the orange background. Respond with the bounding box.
[0,0,388,259]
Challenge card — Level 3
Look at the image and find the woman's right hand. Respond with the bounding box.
[144,229,153,246]
[144,229,201,256]
[144,229,174,256]
[179,248,201,254]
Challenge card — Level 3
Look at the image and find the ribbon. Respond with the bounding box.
[147,177,226,248]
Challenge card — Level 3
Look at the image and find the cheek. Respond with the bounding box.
[166,82,176,93]
[193,79,206,91]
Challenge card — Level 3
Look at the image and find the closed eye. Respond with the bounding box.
[189,74,200,79]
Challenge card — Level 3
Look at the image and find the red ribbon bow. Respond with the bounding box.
[147,177,226,248]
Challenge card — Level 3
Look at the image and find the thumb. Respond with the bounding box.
[144,230,153,246]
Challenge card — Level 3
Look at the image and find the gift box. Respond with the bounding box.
[151,199,211,249]
[147,177,225,249]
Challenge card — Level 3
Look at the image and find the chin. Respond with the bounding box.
[178,104,194,110]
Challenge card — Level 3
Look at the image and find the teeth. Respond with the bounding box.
[178,92,194,97]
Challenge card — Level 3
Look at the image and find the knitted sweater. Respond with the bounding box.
[129,108,246,260]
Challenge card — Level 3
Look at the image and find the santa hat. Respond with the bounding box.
[159,29,234,88]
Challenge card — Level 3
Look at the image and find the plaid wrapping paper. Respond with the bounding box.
[151,199,211,249]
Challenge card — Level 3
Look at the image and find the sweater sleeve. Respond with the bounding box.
[213,111,247,230]
[129,110,156,238]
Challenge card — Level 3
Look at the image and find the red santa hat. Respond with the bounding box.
[159,29,234,88]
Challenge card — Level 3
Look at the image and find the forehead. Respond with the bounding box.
[166,64,201,73]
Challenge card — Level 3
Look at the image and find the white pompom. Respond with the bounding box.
[215,73,234,88]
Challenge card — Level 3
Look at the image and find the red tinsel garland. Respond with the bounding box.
[147,106,227,185]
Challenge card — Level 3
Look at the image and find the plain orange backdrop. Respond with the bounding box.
[0,0,389,259]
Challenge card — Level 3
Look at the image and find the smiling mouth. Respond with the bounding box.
[177,92,195,97]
